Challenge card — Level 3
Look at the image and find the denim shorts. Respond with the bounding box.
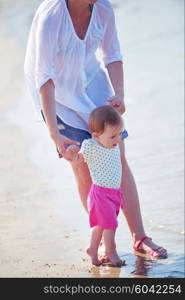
[41,111,128,158]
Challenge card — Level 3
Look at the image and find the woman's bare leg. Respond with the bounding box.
[70,160,92,212]
[119,141,146,239]
[119,140,167,256]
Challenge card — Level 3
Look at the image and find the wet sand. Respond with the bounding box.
[0,0,184,278]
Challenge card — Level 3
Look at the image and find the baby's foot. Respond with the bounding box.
[86,248,102,266]
[98,241,116,263]
[106,249,125,267]
[98,242,108,262]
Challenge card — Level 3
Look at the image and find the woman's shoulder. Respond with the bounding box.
[97,0,112,8]
[96,0,113,13]
[96,0,114,21]
[34,0,64,24]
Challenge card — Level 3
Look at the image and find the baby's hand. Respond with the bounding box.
[66,145,84,163]
[65,144,80,161]
[66,144,80,151]
[75,153,84,164]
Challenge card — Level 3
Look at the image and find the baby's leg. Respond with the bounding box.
[87,226,103,266]
[103,230,125,267]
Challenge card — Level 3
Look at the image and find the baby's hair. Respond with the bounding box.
[88,105,123,134]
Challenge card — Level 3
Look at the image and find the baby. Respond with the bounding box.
[77,105,125,267]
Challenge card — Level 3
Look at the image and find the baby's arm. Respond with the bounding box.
[75,139,93,165]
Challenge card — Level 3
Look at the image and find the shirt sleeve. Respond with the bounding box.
[80,139,93,164]
[35,13,58,91]
[100,7,123,67]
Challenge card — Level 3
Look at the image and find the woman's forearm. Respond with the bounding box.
[107,61,124,97]
[39,79,59,139]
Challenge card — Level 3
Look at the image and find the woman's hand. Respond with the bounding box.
[51,132,80,161]
[107,95,126,115]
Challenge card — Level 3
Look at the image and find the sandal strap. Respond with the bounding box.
[147,247,164,255]
[146,247,164,257]
[134,235,152,251]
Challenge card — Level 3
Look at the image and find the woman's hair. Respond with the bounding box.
[88,105,123,134]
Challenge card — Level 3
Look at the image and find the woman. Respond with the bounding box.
[24,0,167,258]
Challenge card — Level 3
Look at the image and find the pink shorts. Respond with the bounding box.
[87,184,123,230]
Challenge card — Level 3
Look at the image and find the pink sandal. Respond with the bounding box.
[133,236,167,259]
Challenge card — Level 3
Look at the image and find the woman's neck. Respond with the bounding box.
[67,0,90,18]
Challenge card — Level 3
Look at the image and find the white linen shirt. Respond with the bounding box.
[80,138,122,189]
[24,0,123,131]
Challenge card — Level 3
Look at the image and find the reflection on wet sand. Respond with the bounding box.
[90,253,157,278]
[131,256,156,278]
[90,264,122,278]
[89,250,185,278]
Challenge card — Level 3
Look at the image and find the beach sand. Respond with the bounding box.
[0,0,184,278]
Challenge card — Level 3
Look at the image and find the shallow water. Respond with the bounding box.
[0,0,184,278]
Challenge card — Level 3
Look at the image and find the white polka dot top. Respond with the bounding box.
[80,138,122,189]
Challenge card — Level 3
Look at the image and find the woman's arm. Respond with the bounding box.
[107,61,126,114]
[39,79,80,159]
[39,79,59,139]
